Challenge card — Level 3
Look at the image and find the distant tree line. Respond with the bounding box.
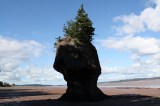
[0,81,15,87]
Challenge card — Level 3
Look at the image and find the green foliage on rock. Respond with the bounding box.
[63,4,95,42]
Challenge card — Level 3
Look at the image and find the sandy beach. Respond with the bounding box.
[0,79,160,106]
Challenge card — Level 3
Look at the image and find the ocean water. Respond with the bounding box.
[98,85,160,88]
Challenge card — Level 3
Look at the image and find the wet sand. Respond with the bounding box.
[0,80,160,106]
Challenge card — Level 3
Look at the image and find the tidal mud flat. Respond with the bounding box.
[0,79,160,106]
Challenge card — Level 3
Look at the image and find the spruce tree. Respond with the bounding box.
[63,4,95,42]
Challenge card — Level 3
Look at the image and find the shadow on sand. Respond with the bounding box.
[0,88,55,99]
[1,94,160,106]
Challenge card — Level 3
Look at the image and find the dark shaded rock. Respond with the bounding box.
[53,37,107,101]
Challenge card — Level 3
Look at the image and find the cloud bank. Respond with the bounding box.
[0,36,43,72]
[99,0,160,81]
[114,0,160,35]
[0,66,64,85]
[0,35,63,85]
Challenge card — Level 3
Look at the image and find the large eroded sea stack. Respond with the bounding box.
[53,5,106,101]
[54,37,106,101]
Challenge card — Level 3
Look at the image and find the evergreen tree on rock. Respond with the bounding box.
[54,4,107,101]
[63,4,95,42]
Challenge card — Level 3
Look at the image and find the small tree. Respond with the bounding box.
[0,81,3,86]
[12,83,16,86]
[3,82,11,87]
[63,4,95,42]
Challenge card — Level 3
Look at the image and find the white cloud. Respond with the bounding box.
[101,36,160,56]
[0,35,64,85]
[99,65,160,82]
[114,14,145,35]
[98,35,160,81]
[100,36,160,66]
[0,35,43,72]
[114,0,160,35]
[0,66,64,85]
[98,0,160,81]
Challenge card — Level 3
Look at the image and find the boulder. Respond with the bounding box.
[53,37,107,101]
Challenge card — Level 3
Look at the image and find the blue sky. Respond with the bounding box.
[0,0,160,85]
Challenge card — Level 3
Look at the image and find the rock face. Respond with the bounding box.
[53,37,106,101]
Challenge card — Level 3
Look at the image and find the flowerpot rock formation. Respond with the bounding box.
[53,37,107,101]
